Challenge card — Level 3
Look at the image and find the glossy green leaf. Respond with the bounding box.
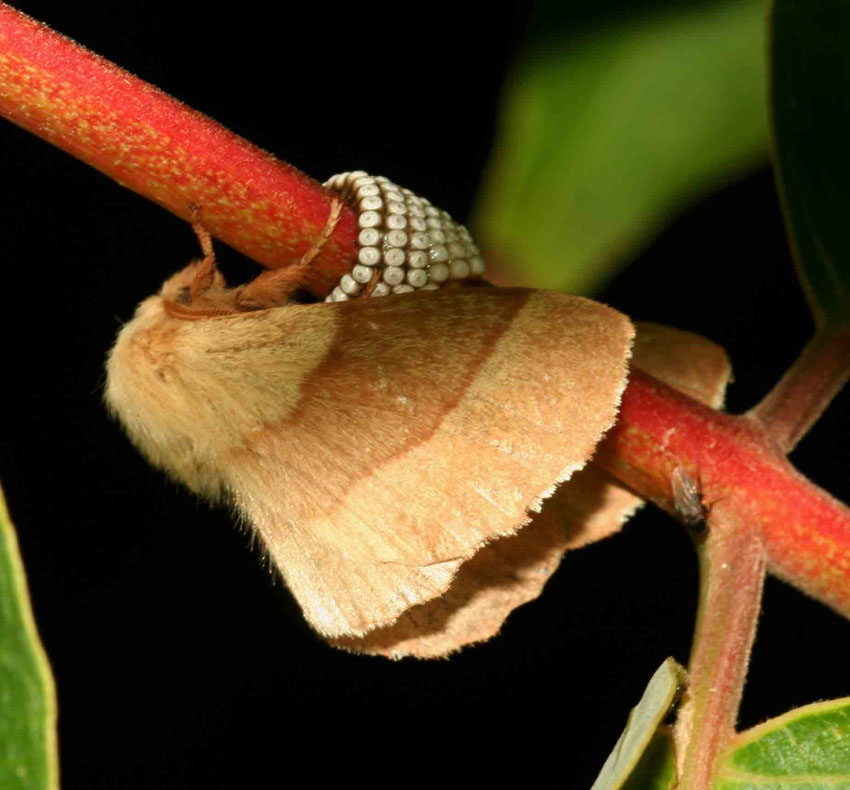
[590,658,685,790]
[472,0,768,295]
[0,484,59,790]
[770,0,850,327]
[713,697,850,789]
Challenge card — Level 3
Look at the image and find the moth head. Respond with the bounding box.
[159,259,241,319]
[105,259,245,499]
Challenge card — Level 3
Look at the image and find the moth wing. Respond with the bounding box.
[207,288,633,638]
[333,321,734,657]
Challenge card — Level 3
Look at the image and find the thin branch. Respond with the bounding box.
[0,3,357,295]
[674,506,766,790]
[746,325,850,453]
[596,369,850,622]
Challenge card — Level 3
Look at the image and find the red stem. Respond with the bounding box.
[0,3,357,295]
[673,508,766,789]
[599,370,848,783]
[746,326,850,453]
[597,369,850,621]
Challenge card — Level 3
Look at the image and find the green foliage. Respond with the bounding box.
[622,730,677,790]
[591,658,684,790]
[713,698,850,788]
[472,0,768,294]
[770,0,850,327]
[0,487,58,790]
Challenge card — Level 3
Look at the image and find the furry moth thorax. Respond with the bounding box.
[106,255,330,496]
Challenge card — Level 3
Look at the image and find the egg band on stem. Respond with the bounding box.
[323,171,486,302]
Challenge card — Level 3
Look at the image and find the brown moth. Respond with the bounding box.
[105,227,636,650]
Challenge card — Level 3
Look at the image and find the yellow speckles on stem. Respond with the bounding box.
[0,6,357,280]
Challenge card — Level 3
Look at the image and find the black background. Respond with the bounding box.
[2,1,849,787]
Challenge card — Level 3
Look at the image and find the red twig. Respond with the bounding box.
[673,508,766,789]
[598,369,850,621]
[599,370,849,783]
[746,326,850,453]
[0,3,357,296]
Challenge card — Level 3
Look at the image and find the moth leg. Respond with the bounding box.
[185,203,218,298]
[164,205,237,319]
[236,264,316,309]
[362,268,381,297]
[237,197,344,309]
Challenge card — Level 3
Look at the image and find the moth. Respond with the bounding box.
[105,214,635,656]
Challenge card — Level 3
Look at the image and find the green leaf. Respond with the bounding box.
[590,657,685,790]
[0,484,59,790]
[622,729,677,790]
[770,0,850,327]
[472,0,768,295]
[713,697,850,789]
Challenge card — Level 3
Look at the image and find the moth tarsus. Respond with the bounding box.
[168,203,219,309]
[671,465,708,533]
[190,212,215,265]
